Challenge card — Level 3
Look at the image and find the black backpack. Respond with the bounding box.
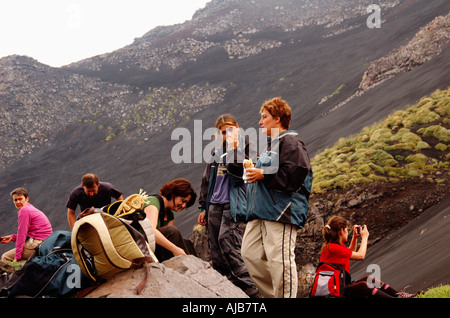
[1,231,91,298]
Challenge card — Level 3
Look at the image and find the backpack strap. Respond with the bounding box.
[318,262,344,271]
[318,262,351,284]
[150,194,166,227]
[132,257,155,295]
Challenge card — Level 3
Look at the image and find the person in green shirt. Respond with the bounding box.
[143,178,197,261]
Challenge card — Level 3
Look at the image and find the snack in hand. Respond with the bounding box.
[243,159,254,169]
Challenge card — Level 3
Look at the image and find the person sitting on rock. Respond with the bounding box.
[319,216,422,298]
[143,178,197,262]
[1,187,52,263]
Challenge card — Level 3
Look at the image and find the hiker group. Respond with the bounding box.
[1,97,418,299]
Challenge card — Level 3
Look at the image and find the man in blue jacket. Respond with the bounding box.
[243,97,313,298]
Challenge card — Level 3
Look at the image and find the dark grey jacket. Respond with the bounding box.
[199,136,257,222]
[246,130,313,228]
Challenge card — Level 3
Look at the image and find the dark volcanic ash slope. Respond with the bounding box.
[0,0,449,249]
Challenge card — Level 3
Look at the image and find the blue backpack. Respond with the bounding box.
[4,231,91,298]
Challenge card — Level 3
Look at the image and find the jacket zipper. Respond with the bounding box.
[249,182,257,218]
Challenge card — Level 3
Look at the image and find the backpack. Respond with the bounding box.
[71,193,158,289]
[2,231,91,298]
[309,262,347,298]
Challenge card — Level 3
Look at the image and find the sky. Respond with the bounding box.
[0,0,210,67]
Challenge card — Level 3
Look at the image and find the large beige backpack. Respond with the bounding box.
[71,191,157,291]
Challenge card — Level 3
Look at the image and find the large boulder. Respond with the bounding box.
[83,255,248,298]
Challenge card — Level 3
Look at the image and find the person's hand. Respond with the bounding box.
[0,235,12,244]
[245,168,264,183]
[352,225,362,238]
[225,127,239,149]
[198,211,207,226]
[171,246,187,257]
[360,225,369,239]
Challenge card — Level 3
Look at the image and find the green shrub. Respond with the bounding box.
[410,108,440,124]
[418,125,450,142]
[311,88,449,194]
[405,153,428,164]
[435,143,448,151]
[4,260,23,271]
[416,141,430,150]
[416,285,450,298]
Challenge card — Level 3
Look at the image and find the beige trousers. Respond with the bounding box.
[1,238,42,263]
[241,219,298,298]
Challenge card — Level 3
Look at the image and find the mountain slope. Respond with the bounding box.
[0,0,449,251]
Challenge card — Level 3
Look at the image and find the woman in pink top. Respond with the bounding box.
[1,187,52,262]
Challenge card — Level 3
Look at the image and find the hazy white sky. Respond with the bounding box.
[0,0,210,67]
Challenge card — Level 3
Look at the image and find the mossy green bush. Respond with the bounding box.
[416,285,450,298]
[311,88,449,194]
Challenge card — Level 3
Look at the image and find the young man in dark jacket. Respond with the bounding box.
[243,98,313,298]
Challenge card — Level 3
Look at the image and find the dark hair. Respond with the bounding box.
[160,178,197,208]
[10,187,29,198]
[260,97,292,129]
[320,216,348,253]
[215,113,237,130]
[82,173,99,188]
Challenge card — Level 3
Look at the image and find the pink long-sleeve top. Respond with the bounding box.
[10,202,53,260]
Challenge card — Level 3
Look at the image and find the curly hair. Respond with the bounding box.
[160,178,197,208]
[260,97,291,129]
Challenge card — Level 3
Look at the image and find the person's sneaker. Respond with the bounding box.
[397,290,422,298]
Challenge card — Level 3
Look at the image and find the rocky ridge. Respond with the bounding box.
[0,0,415,170]
[359,12,450,91]
[82,255,248,298]
[66,0,401,73]
[322,11,450,116]
[0,55,225,168]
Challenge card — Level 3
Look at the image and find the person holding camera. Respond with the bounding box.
[320,216,421,298]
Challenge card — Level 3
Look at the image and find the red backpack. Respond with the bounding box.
[310,262,347,298]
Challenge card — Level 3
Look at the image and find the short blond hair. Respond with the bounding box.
[260,97,291,129]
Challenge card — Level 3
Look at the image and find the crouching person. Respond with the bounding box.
[143,178,197,262]
[1,188,53,263]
